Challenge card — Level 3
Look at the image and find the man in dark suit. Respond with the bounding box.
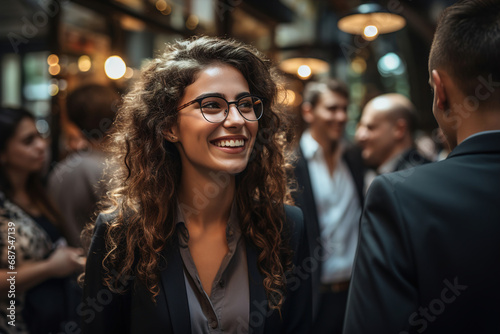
[292,79,364,334]
[344,1,500,333]
[355,93,431,191]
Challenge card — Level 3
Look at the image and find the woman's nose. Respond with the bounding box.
[223,104,245,127]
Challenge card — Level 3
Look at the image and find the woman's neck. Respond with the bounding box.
[5,169,42,216]
[5,168,29,197]
[178,167,235,229]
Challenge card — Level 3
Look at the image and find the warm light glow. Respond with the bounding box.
[124,67,134,79]
[47,54,59,66]
[156,0,167,11]
[297,65,312,79]
[49,83,59,96]
[48,64,61,76]
[279,57,330,79]
[105,56,126,80]
[78,55,92,72]
[351,57,367,74]
[186,15,199,30]
[337,6,406,36]
[363,25,379,40]
[278,88,298,106]
[161,5,172,15]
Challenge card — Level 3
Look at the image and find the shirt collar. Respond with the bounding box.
[461,130,500,144]
[300,129,321,160]
[377,150,408,174]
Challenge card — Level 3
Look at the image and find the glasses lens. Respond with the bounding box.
[200,96,227,123]
[238,96,263,121]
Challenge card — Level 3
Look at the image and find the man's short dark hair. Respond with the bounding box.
[302,79,349,108]
[429,0,500,103]
[66,84,119,135]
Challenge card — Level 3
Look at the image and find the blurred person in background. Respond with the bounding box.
[344,0,500,332]
[48,84,119,247]
[355,93,431,191]
[292,79,365,334]
[0,107,84,334]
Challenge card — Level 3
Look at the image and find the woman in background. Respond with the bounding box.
[82,36,312,333]
[0,107,84,334]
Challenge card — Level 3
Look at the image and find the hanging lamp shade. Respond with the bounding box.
[338,3,406,39]
[279,57,330,80]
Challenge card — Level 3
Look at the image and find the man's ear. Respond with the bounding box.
[393,118,408,140]
[301,102,314,124]
[163,126,179,143]
[432,70,448,112]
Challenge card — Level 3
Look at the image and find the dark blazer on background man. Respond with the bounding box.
[82,205,311,334]
[292,144,365,313]
[344,132,500,334]
[392,147,431,172]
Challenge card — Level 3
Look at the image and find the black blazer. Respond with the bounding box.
[393,147,432,172]
[291,144,365,314]
[344,132,500,334]
[82,205,311,334]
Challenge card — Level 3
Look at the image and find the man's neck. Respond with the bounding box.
[455,109,500,146]
[311,134,342,175]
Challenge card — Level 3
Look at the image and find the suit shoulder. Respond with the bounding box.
[380,159,443,188]
[284,205,304,228]
[92,210,120,237]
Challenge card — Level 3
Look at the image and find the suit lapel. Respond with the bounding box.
[160,241,191,334]
[342,145,365,206]
[247,243,267,334]
[294,148,321,242]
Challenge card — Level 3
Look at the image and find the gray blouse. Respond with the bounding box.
[176,204,249,333]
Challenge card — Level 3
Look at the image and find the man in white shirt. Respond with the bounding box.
[292,79,365,334]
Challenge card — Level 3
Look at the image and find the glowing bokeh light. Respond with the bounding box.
[297,65,312,79]
[78,55,92,72]
[363,25,379,40]
[48,64,61,76]
[104,56,126,80]
[186,15,199,30]
[47,54,59,66]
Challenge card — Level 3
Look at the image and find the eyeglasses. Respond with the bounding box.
[176,95,264,123]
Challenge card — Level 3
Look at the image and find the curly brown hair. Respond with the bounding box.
[84,36,296,311]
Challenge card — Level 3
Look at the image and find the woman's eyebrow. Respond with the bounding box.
[193,92,251,100]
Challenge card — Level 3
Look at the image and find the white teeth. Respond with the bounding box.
[214,139,245,147]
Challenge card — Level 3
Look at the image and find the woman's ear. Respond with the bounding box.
[163,126,179,143]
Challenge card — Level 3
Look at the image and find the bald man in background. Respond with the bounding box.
[355,93,430,191]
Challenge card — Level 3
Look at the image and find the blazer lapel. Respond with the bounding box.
[247,243,267,334]
[294,148,320,242]
[160,241,191,334]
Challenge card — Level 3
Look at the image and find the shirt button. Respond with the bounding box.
[210,320,218,329]
[219,280,225,288]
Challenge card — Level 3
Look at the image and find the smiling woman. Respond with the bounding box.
[81,36,312,334]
